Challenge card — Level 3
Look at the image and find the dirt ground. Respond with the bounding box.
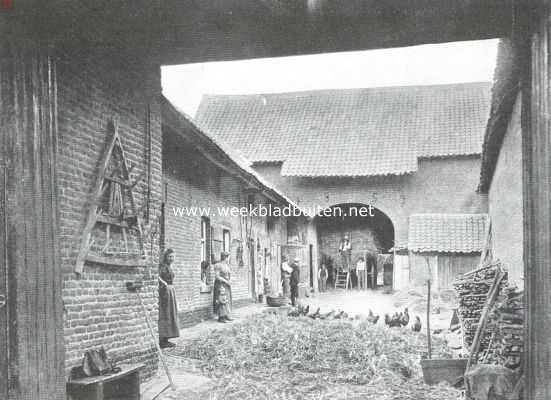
[144,288,458,400]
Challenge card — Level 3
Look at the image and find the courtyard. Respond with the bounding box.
[145,289,459,400]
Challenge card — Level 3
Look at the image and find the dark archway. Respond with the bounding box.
[315,203,394,288]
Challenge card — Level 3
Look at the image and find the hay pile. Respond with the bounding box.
[175,313,461,399]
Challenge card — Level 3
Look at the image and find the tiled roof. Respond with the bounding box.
[195,82,491,177]
[408,214,488,253]
[161,96,305,213]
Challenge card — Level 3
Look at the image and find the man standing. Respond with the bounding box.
[339,235,352,271]
[356,257,366,290]
[318,263,328,292]
[290,257,301,306]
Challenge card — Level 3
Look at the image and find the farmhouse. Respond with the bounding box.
[195,83,492,290]
[3,2,551,399]
[161,97,314,326]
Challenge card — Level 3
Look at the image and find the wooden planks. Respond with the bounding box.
[0,163,8,400]
[524,11,551,400]
[0,42,65,400]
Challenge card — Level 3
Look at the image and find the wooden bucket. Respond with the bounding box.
[266,296,288,307]
[420,358,468,385]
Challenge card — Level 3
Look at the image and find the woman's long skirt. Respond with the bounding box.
[282,276,291,298]
[159,285,180,339]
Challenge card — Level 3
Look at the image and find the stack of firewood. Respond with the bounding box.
[484,288,524,368]
[453,262,508,356]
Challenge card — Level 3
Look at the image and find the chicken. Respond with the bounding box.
[387,312,402,328]
[367,312,379,324]
[308,307,321,319]
[319,310,335,320]
[412,316,422,332]
[287,307,300,317]
[400,308,410,327]
[371,315,380,324]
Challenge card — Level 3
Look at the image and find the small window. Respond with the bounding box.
[223,229,231,254]
[201,217,210,263]
[247,193,255,208]
[200,217,212,292]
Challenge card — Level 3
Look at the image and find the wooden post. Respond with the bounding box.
[427,279,432,360]
[1,36,65,399]
[135,289,176,391]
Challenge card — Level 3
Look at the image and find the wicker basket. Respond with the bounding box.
[266,295,288,307]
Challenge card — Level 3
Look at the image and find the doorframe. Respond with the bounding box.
[309,244,314,288]
[249,237,256,300]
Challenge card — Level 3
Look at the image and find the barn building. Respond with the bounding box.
[2,2,550,399]
[479,39,524,288]
[195,83,491,290]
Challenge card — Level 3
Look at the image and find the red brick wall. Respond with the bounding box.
[162,132,288,324]
[254,156,488,248]
[56,49,162,380]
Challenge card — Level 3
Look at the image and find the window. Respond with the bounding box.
[201,217,210,263]
[200,217,212,292]
[247,193,255,208]
[223,229,231,254]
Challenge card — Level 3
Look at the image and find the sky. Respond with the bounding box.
[162,39,499,117]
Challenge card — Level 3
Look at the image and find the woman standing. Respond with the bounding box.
[158,248,180,348]
[213,251,233,323]
[280,256,292,298]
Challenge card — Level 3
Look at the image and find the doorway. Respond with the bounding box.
[309,244,314,288]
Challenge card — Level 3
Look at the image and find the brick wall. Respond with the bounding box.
[254,156,488,249]
[57,49,162,380]
[488,94,524,286]
[162,130,289,324]
[319,224,382,262]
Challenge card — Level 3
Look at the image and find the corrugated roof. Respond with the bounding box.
[408,213,488,253]
[195,82,491,177]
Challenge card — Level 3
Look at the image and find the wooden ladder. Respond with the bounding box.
[335,270,350,289]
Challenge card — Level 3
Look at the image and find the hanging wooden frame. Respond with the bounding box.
[75,118,146,274]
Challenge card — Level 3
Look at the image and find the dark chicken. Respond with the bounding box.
[412,316,422,332]
[400,308,410,327]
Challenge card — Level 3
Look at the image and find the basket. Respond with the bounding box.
[266,295,288,307]
[420,358,468,385]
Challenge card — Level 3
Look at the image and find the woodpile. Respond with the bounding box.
[485,287,524,368]
[453,262,508,361]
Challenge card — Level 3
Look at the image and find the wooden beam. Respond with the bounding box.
[0,40,66,399]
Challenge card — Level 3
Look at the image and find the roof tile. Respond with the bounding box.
[408,213,488,253]
[196,82,491,177]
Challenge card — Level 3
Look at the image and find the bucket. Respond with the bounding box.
[420,358,468,385]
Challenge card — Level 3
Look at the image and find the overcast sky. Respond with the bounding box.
[162,39,499,117]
